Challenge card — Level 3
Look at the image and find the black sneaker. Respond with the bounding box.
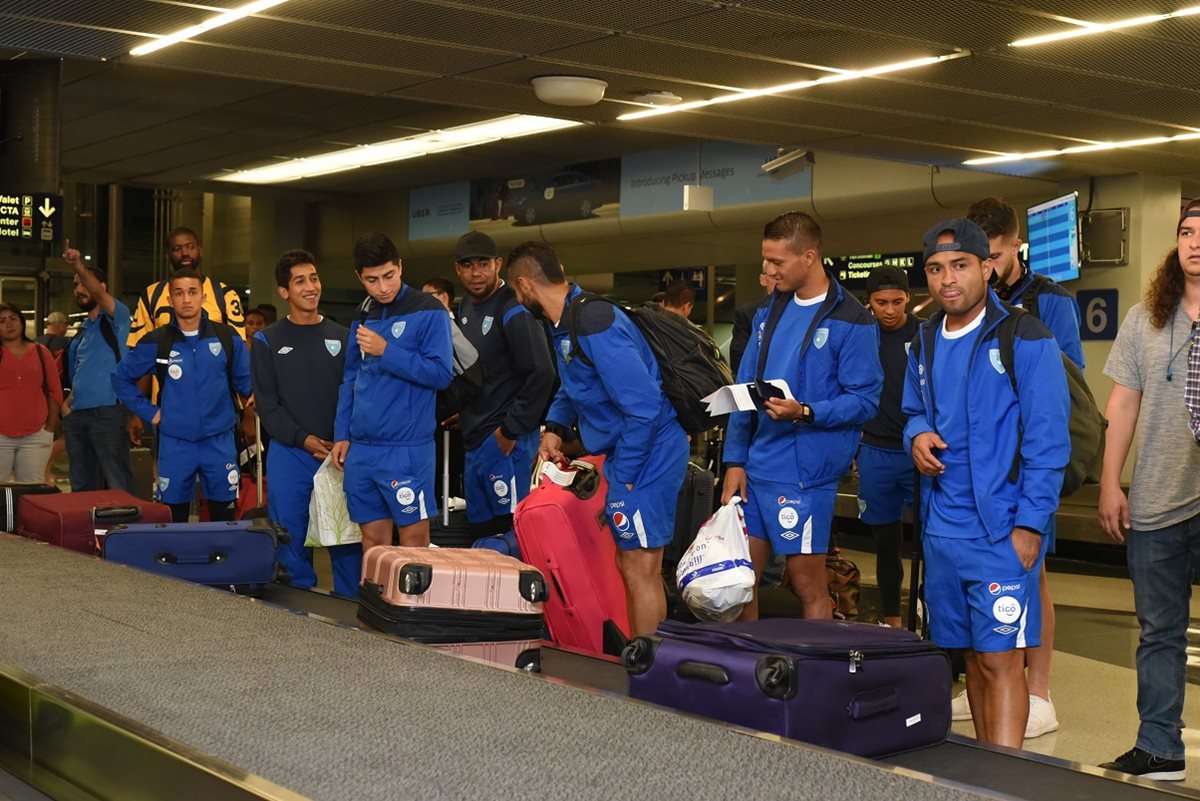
[1100,747,1186,781]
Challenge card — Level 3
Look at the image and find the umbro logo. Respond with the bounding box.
[278,346,293,354]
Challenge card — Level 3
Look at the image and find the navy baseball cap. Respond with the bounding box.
[922,218,991,264]
[866,266,910,294]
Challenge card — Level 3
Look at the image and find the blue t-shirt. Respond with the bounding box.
[925,309,988,539]
[68,300,131,411]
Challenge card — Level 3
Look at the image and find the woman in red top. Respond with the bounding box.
[0,303,64,483]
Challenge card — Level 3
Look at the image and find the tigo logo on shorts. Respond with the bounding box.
[778,507,799,529]
[993,596,1022,624]
[396,486,416,505]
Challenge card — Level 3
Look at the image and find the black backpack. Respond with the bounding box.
[154,321,239,409]
[436,318,484,421]
[567,295,732,435]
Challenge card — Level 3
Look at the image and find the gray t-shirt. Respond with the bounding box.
[1104,302,1200,530]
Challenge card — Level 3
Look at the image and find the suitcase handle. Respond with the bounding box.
[848,687,901,720]
[155,552,226,566]
[92,505,143,525]
[676,660,730,685]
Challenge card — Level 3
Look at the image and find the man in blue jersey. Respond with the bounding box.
[507,241,688,638]
[113,269,251,522]
[331,233,454,552]
[722,211,883,621]
[903,218,1070,749]
[60,240,135,493]
[961,196,1083,738]
[252,249,361,595]
[452,231,556,538]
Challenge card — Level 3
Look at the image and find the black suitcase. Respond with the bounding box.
[663,462,715,574]
[1,482,60,532]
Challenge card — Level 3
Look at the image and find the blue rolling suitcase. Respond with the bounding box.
[102,519,288,589]
[623,618,952,758]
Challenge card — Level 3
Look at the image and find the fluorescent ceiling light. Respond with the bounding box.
[1010,6,1200,47]
[963,131,1200,165]
[130,0,291,56]
[215,115,582,184]
[617,52,967,121]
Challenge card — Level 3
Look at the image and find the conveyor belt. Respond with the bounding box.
[257,584,1200,801]
[0,536,1013,801]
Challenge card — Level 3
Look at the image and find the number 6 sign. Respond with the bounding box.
[1075,289,1118,341]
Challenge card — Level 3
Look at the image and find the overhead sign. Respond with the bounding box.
[0,192,62,243]
[824,252,926,290]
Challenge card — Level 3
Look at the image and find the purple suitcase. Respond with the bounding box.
[623,618,951,757]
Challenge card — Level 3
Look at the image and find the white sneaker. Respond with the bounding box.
[951,689,972,721]
[1025,694,1059,738]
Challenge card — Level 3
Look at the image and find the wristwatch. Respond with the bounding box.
[794,402,814,425]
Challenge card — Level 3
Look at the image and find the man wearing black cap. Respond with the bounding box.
[903,218,1069,749]
[452,231,556,537]
[858,266,921,628]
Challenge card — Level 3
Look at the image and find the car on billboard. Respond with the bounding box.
[511,171,604,225]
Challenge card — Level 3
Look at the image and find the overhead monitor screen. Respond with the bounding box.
[1026,192,1080,284]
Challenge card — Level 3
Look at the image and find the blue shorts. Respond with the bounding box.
[602,432,688,552]
[923,533,1047,653]
[156,431,238,505]
[344,441,436,526]
[464,431,538,524]
[856,443,913,525]
[743,479,836,556]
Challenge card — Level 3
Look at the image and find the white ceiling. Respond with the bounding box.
[2,0,1200,195]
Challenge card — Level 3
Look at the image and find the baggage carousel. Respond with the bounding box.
[0,534,1192,801]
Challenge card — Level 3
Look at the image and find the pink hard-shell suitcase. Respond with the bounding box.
[512,456,630,657]
[357,546,546,670]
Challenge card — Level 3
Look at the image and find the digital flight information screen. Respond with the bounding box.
[1026,192,1081,283]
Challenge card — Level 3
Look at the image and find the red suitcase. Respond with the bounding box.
[513,456,630,657]
[357,546,546,671]
[18,490,172,554]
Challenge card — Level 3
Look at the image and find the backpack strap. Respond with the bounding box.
[97,316,122,364]
[1019,274,1049,320]
[212,277,229,322]
[996,308,1024,483]
[209,320,240,405]
[149,281,168,321]
[567,293,614,368]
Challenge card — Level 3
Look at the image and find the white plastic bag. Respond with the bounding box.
[305,455,363,547]
[675,497,754,622]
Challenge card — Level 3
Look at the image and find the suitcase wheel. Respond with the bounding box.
[399,563,433,595]
[518,571,547,603]
[621,635,660,675]
[755,655,798,701]
[516,649,541,673]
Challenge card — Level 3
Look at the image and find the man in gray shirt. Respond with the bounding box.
[1098,198,1200,781]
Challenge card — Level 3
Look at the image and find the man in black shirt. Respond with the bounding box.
[857,266,921,627]
[251,249,361,595]
[730,271,777,375]
[452,231,556,537]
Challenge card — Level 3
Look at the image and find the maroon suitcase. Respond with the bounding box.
[18,490,172,554]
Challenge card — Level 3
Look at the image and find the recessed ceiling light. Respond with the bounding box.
[632,91,683,106]
[1010,6,1200,47]
[963,131,1200,165]
[617,52,967,121]
[214,114,583,184]
[130,0,292,57]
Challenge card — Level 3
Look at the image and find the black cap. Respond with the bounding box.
[866,266,909,294]
[454,231,498,261]
[922,218,990,264]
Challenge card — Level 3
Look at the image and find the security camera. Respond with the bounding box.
[761,148,813,178]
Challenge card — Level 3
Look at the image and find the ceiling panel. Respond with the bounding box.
[276,0,611,53]
[1009,33,1200,90]
[2,0,243,39]
[427,0,710,31]
[387,77,614,122]
[967,108,1188,145]
[0,17,141,58]
[1082,88,1200,130]
[679,97,937,134]
[632,8,942,72]
[199,17,513,75]
[904,54,1148,104]
[880,121,1074,154]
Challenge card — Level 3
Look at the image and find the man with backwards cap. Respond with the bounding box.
[451,231,556,538]
[858,265,921,628]
[903,218,1069,749]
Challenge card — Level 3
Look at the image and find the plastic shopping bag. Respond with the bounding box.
[675,497,754,622]
[305,455,363,547]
